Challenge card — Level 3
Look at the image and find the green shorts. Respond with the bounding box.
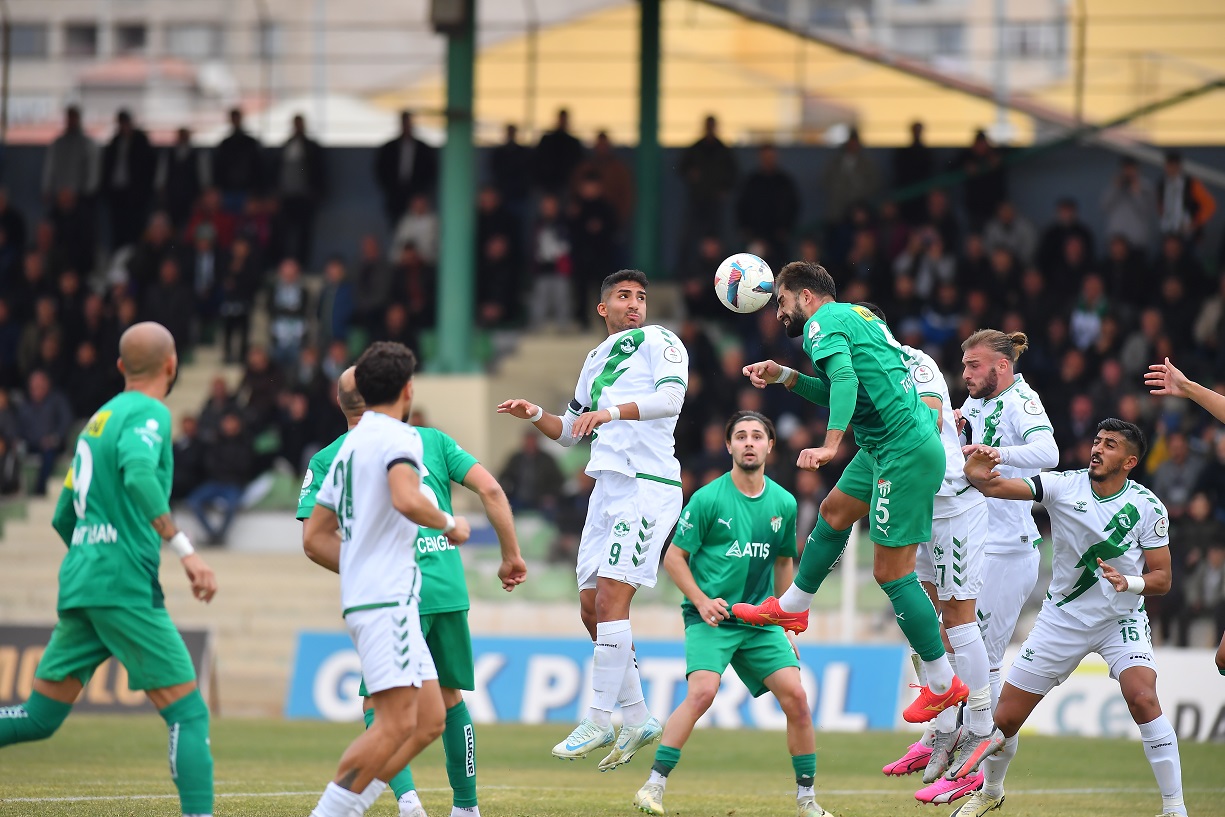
[360,610,474,697]
[35,606,197,691]
[835,432,945,547]
[685,622,798,698]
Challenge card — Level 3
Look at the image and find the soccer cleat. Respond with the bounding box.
[633,781,665,816]
[903,676,970,723]
[883,740,933,776]
[914,771,983,805]
[398,803,428,817]
[946,727,1006,780]
[550,718,615,760]
[947,790,1005,816]
[730,596,810,633]
[922,727,960,783]
[797,795,829,816]
[598,716,663,771]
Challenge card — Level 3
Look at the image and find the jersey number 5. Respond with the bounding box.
[70,439,93,520]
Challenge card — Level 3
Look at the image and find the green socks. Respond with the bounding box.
[367,701,478,808]
[158,689,213,816]
[881,572,946,661]
[362,706,418,799]
[794,517,852,594]
[651,744,682,777]
[792,752,817,788]
[0,690,72,746]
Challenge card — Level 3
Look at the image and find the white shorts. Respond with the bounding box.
[346,601,438,695]
[916,501,987,601]
[977,548,1041,668]
[1006,600,1156,696]
[577,471,683,591]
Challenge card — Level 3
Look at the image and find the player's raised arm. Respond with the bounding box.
[496,397,569,442]
[388,462,470,544]
[1147,356,1225,424]
[962,448,1038,501]
[462,463,528,591]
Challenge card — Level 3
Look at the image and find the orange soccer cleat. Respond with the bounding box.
[730,596,810,634]
[903,676,969,724]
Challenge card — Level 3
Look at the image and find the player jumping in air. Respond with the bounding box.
[951,419,1188,817]
[634,411,827,817]
[0,322,218,817]
[497,269,687,768]
[734,262,966,724]
[303,343,471,817]
[300,367,527,817]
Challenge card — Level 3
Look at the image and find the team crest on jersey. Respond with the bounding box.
[85,410,112,437]
[913,365,935,383]
[619,336,638,355]
[770,516,782,533]
[1073,500,1088,513]
[613,520,631,537]
[663,345,683,364]
[877,479,892,496]
[1023,398,1042,415]
[676,513,693,534]
[1154,517,1169,538]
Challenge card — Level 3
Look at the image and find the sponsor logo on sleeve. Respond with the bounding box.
[1023,398,1043,415]
[1154,517,1169,538]
[913,365,935,384]
[663,345,683,364]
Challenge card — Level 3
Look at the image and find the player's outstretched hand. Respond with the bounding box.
[797,447,836,471]
[571,409,612,438]
[1096,557,1127,593]
[498,554,528,592]
[963,447,1002,482]
[496,398,541,420]
[742,360,783,389]
[962,443,1002,463]
[1145,357,1191,398]
[446,516,472,546]
[697,596,730,627]
[181,553,217,603]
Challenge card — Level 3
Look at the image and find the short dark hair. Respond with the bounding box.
[725,410,776,443]
[776,261,836,301]
[355,342,417,406]
[1097,418,1147,460]
[600,269,648,302]
[855,301,887,322]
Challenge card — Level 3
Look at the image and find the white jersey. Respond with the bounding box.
[903,344,982,517]
[318,411,426,615]
[961,374,1055,555]
[570,324,688,483]
[1023,470,1169,627]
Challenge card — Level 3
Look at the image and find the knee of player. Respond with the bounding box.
[1124,685,1161,719]
[422,709,446,742]
[686,681,719,713]
[776,685,811,721]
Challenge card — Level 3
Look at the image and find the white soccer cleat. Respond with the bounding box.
[633,781,665,816]
[399,803,428,817]
[923,727,960,783]
[599,716,663,771]
[551,717,615,760]
[948,790,1005,816]
[797,795,829,816]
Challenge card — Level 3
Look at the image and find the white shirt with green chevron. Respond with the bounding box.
[961,373,1055,555]
[1023,470,1169,626]
[570,324,688,483]
[903,344,982,512]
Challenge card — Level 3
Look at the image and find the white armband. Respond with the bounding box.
[1124,575,1145,595]
[442,513,456,534]
[773,366,796,385]
[167,531,195,558]
[606,405,621,421]
[527,405,544,423]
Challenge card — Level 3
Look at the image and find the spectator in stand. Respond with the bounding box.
[476,185,521,272]
[374,110,438,226]
[1085,315,1124,372]
[678,115,738,254]
[277,390,315,472]
[378,302,417,353]
[56,270,86,345]
[236,194,282,263]
[893,227,955,300]
[1158,275,1199,352]
[49,189,95,276]
[172,415,205,500]
[842,227,884,295]
[572,131,634,231]
[1153,232,1208,295]
[489,123,532,219]
[157,127,211,230]
[821,128,880,257]
[41,105,98,202]
[1100,156,1156,254]
[267,258,309,371]
[551,469,595,564]
[736,143,800,265]
[1151,431,1206,519]
[0,189,28,256]
[66,340,115,419]
[475,232,519,329]
[0,433,22,496]
[32,331,69,388]
[0,225,21,292]
[352,234,393,336]
[0,388,17,442]
[100,110,156,250]
[529,193,573,332]
[893,121,934,225]
[1182,545,1225,646]
[567,173,619,324]
[1120,307,1165,376]
[17,297,61,379]
[678,235,726,321]
[287,345,328,402]
[1069,273,1109,351]
[391,193,440,265]
[124,212,173,298]
[390,243,435,335]
[18,370,73,495]
[217,235,257,364]
[1099,234,1146,311]
[1151,492,1215,645]
[498,431,565,517]
[956,129,1007,228]
[185,224,221,335]
[1037,197,1095,273]
[875,200,911,263]
[214,108,265,213]
[186,410,255,545]
[184,187,236,254]
[237,346,280,432]
[532,108,584,196]
[277,114,326,266]
[141,258,195,356]
[198,376,238,443]
[1157,149,1217,244]
[0,300,21,388]
[1088,358,1127,419]
[923,188,961,253]
[983,200,1037,266]
[316,256,354,351]
[321,339,349,383]
[1193,435,1225,514]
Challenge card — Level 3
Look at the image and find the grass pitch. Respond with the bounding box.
[0,717,1221,816]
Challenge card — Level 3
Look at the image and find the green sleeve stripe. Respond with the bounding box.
[1022,426,1053,439]
[655,376,686,389]
[918,392,941,399]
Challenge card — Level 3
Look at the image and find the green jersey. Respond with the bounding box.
[673,473,797,630]
[802,302,934,460]
[57,392,174,610]
[297,426,479,615]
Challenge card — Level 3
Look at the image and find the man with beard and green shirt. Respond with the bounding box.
[299,366,528,817]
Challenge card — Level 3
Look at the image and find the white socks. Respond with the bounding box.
[780,584,815,613]
[1139,715,1187,816]
[988,667,1003,711]
[589,619,633,727]
[648,769,668,787]
[921,654,953,694]
[947,622,992,734]
[398,790,422,816]
[450,807,480,817]
[797,783,815,801]
[312,782,362,817]
[618,647,650,727]
[982,733,1018,797]
[346,779,386,817]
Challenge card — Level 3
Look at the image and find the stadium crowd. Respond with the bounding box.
[1,104,1223,642]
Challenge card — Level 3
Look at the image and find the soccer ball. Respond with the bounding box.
[714,253,774,314]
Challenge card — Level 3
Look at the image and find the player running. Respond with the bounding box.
[633,411,827,817]
[299,367,528,817]
[0,322,218,817]
[1146,356,1225,677]
[303,342,471,817]
[497,269,687,768]
[734,262,965,724]
[950,420,1188,817]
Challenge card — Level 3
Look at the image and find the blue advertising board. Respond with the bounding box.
[287,633,907,730]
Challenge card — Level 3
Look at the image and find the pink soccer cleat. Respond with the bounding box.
[915,771,984,805]
[882,741,933,776]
